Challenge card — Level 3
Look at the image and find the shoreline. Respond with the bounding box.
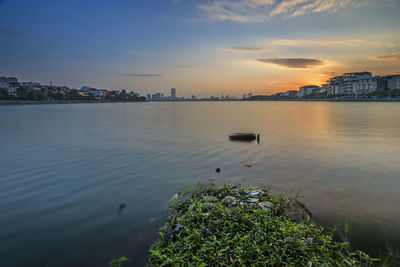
[1,98,400,105]
[0,100,146,105]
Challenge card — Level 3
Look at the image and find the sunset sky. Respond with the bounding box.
[1,0,400,97]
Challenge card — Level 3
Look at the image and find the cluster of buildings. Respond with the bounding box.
[146,88,183,101]
[0,76,143,101]
[283,72,400,98]
[146,88,246,101]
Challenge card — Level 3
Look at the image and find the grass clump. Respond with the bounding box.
[148,183,378,266]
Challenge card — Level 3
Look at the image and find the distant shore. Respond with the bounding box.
[0,100,146,105]
[1,98,400,105]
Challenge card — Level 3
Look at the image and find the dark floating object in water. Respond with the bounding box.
[241,161,252,167]
[229,133,256,141]
[215,168,221,173]
[257,134,260,143]
[119,204,126,210]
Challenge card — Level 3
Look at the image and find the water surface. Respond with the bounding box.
[1,102,400,266]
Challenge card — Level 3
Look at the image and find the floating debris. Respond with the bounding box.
[259,201,274,210]
[247,198,259,204]
[222,196,236,205]
[229,133,256,141]
[250,190,262,196]
[241,162,253,167]
[215,168,221,173]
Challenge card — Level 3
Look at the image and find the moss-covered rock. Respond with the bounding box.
[148,183,378,266]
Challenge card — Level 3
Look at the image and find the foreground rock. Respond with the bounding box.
[148,183,376,266]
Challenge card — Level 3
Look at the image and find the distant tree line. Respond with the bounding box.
[0,87,146,102]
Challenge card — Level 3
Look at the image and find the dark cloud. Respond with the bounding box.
[257,58,324,68]
[375,53,400,61]
[229,47,265,52]
[121,73,163,77]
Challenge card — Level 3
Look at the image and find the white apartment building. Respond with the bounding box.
[331,72,377,96]
[299,85,320,96]
[352,78,378,96]
[387,75,400,90]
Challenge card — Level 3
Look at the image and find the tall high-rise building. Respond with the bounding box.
[171,88,176,99]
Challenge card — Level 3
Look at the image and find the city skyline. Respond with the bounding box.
[1,0,400,97]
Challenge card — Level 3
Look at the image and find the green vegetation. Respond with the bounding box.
[109,256,130,267]
[149,183,378,266]
[0,86,146,102]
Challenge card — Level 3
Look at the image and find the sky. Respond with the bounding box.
[1,0,400,97]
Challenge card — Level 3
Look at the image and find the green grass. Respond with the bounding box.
[148,183,378,266]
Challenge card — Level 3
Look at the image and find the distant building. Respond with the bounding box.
[342,72,375,96]
[151,92,162,101]
[299,85,320,96]
[319,84,335,95]
[283,90,298,97]
[0,76,19,88]
[147,94,151,100]
[171,88,176,99]
[387,75,400,90]
[327,72,377,96]
[81,86,96,92]
[21,82,41,88]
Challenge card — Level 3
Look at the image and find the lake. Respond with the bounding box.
[1,102,400,266]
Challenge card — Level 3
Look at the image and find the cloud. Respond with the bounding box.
[228,47,272,52]
[266,38,383,48]
[197,0,275,22]
[121,73,163,77]
[196,0,378,22]
[257,57,325,68]
[374,53,400,61]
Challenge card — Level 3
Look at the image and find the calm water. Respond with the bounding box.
[1,102,400,266]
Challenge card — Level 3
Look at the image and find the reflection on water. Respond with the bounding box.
[0,102,400,266]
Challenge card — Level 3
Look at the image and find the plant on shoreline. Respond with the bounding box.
[148,183,379,266]
[109,256,130,267]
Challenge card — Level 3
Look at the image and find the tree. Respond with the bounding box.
[390,89,400,98]
[16,86,28,100]
[0,88,9,100]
